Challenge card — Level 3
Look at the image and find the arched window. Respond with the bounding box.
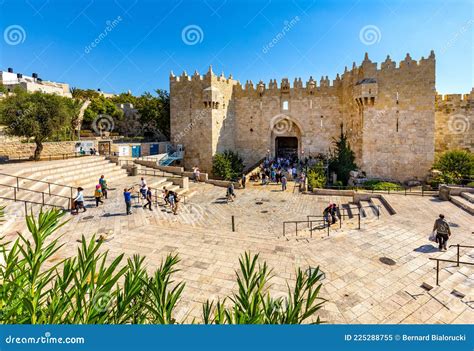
[282,100,289,111]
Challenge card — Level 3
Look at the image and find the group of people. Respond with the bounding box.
[78,147,99,156]
[323,203,339,226]
[71,175,109,215]
[247,157,304,191]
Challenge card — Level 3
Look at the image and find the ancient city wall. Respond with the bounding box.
[170,50,471,182]
[435,91,474,154]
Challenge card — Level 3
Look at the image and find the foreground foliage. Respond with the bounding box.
[0,209,325,324]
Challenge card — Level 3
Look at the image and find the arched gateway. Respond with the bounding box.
[269,114,304,159]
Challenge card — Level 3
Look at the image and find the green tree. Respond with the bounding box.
[329,129,357,185]
[307,162,327,190]
[136,89,170,139]
[82,95,123,128]
[434,150,474,183]
[0,89,77,160]
[212,150,244,180]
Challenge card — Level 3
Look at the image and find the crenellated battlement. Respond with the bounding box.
[170,51,436,97]
[435,89,474,112]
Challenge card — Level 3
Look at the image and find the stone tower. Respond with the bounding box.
[170,66,237,172]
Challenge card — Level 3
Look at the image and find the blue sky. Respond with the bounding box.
[0,0,472,95]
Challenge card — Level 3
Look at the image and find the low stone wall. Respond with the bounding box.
[182,171,208,182]
[312,189,355,197]
[0,141,82,160]
[439,185,474,200]
[206,179,242,189]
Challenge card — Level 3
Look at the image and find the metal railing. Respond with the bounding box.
[0,183,70,215]
[0,172,75,198]
[134,188,187,206]
[283,218,329,238]
[0,152,91,163]
[429,257,474,286]
[0,198,65,216]
[448,244,474,267]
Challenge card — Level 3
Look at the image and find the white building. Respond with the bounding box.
[0,68,72,98]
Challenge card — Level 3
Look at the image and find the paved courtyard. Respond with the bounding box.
[1,176,473,324]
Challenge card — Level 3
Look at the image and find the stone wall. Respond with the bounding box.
[0,141,82,160]
[435,91,474,154]
[170,51,472,182]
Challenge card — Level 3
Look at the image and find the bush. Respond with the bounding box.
[363,180,402,191]
[467,181,474,187]
[212,150,244,180]
[0,209,326,324]
[433,150,474,184]
[329,129,357,185]
[307,162,327,190]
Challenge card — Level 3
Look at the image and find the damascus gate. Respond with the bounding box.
[170,51,474,182]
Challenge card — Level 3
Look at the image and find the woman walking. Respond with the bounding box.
[94,184,104,207]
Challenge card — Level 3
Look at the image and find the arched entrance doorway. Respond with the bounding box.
[275,136,298,158]
[269,114,303,159]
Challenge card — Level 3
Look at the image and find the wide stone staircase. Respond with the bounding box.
[0,156,192,231]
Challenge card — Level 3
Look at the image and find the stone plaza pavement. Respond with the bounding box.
[1,178,473,324]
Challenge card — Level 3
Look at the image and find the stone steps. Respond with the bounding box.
[461,192,474,203]
[359,200,379,219]
[450,195,474,215]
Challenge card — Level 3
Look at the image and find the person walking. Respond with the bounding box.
[281,174,287,191]
[226,182,236,202]
[99,175,108,199]
[71,187,86,215]
[330,203,338,224]
[94,184,104,207]
[124,186,134,215]
[168,190,176,212]
[432,214,451,251]
[140,177,147,199]
[193,166,200,182]
[323,204,333,227]
[143,187,153,211]
[172,192,180,215]
[241,174,247,189]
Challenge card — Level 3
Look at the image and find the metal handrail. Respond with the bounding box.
[282,219,328,238]
[0,172,76,195]
[0,196,65,216]
[429,257,474,285]
[448,244,474,267]
[135,188,187,206]
[0,183,71,210]
[0,152,90,163]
